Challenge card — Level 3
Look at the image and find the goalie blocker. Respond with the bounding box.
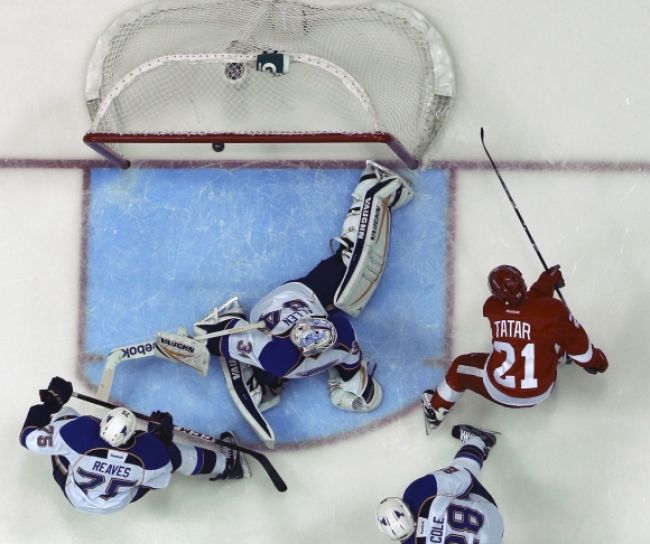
[333,160,413,317]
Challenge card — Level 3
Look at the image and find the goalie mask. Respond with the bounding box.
[376,497,415,541]
[488,264,527,305]
[100,407,136,447]
[290,317,338,357]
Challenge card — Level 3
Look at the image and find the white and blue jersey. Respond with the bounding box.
[218,282,362,379]
[20,405,173,514]
[401,446,504,544]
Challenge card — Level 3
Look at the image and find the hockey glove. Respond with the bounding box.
[534,265,565,296]
[584,348,609,374]
[39,376,73,413]
[148,410,174,444]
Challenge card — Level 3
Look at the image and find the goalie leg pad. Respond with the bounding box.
[328,360,382,412]
[362,160,414,210]
[333,161,413,317]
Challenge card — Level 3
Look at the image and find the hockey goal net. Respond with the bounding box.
[84,0,455,168]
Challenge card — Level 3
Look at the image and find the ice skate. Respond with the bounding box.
[420,390,449,434]
[451,424,499,453]
[211,431,251,481]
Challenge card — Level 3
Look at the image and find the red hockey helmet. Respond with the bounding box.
[488,265,527,305]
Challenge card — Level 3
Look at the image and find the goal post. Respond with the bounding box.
[84,0,455,169]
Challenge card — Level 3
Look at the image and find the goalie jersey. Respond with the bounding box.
[401,467,504,544]
[20,406,173,514]
[220,282,362,378]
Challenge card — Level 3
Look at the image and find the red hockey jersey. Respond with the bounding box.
[481,278,593,404]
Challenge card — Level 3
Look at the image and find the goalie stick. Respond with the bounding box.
[219,356,276,449]
[95,320,266,400]
[71,391,288,492]
[480,127,597,374]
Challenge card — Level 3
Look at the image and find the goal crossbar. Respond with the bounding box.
[83,131,416,169]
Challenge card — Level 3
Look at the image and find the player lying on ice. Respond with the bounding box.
[168,161,413,420]
[376,424,504,543]
[20,377,250,514]
[421,264,609,433]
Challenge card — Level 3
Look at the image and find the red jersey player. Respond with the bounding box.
[421,264,609,432]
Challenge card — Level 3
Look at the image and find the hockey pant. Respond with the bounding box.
[431,352,536,413]
[289,250,347,311]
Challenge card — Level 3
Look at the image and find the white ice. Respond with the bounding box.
[1,1,649,543]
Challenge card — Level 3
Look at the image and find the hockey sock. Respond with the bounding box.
[193,448,220,475]
[174,444,226,477]
[432,378,463,411]
[452,436,488,475]
[431,391,455,411]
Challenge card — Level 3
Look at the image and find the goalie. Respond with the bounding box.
[179,161,413,419]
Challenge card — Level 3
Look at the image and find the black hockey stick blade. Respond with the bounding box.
[72,392,288,492]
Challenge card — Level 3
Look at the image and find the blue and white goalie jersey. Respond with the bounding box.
[20,407,173,514]
[222,282,362,378]
[402,466,504,544]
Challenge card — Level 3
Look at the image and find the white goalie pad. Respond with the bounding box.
[334,161,413,316]
[154,331,211,376]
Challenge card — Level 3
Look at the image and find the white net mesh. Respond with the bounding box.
[86,0,455,162]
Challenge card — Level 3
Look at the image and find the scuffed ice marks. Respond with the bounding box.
[81,167,450,446]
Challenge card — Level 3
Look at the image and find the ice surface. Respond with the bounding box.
[2,1,650,543]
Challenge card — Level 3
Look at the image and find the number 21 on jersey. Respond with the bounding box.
[492,341,538,389]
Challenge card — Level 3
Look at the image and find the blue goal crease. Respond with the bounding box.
[81,167,450,446]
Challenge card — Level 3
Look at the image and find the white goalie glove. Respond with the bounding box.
[333,160,413,317]
[154,331,211,376]
[328,359,382,412]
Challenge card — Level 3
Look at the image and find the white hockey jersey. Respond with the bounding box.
[21,407,173,514]
[402,467,504,544]
[222,282,362,378]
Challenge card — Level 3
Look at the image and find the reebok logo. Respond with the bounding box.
[120,342,155,358]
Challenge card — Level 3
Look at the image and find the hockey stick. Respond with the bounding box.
[71,391,287,492]
[219,356,276,449]
[480,127,598,374]
[195,320,265,340]
[480,127,565,303]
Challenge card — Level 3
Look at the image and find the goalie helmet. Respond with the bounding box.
[376,497,415,541]
[290,317,338,357]
[488,264,527,305]
[100,407,136,447]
